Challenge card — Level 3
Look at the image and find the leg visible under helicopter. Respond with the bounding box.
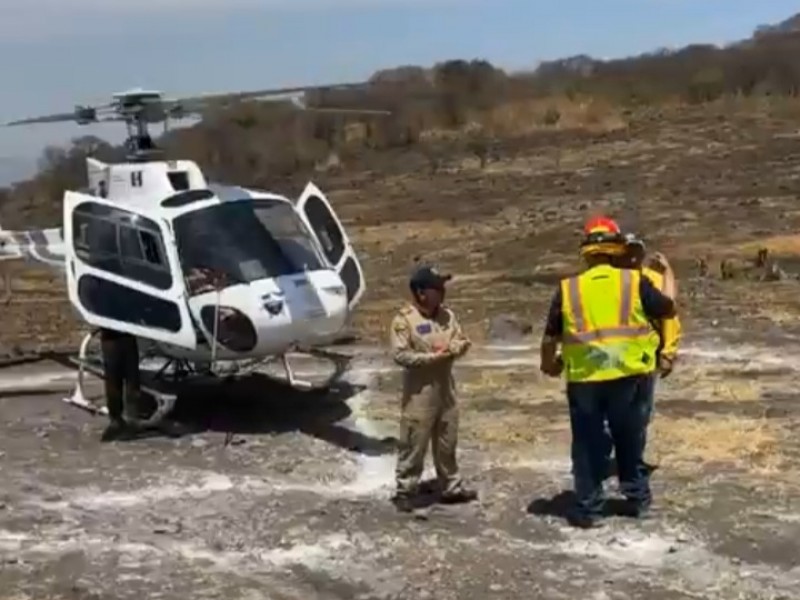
[99,330,186,441]
[99,328,138,442]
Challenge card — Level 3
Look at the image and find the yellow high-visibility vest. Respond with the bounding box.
[641,267,682,359]
[560,264,656,382]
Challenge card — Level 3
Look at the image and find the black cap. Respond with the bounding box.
[410,265,452,290]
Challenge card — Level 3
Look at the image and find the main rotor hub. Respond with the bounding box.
[4,82,391,163]
[111,89,169,161]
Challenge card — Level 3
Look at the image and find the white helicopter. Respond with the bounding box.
[0,84,389,427]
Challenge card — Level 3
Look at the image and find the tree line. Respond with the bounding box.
[2,13,799,227]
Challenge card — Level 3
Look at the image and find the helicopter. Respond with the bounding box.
[0,83,390,427]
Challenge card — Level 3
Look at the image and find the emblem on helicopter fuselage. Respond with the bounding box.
[261,293,284,316]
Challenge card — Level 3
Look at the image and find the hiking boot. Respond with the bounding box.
[619,499,654,519]
[440,487,478,504]
[567,512,605,529]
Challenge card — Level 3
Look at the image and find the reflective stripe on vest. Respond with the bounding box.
[563,269,650,346]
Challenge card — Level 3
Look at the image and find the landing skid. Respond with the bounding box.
[62,330,179,428]
[281,345,353,391]
[60,332,354,426]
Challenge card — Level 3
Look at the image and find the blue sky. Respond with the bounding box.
[0,0,797,182]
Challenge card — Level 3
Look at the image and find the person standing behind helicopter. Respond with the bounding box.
[98,328,186,443]
[98,328,141,442]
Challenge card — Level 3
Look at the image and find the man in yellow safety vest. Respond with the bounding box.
[619,234,681,379]
[618,234,681,430]
[539,217,677,528]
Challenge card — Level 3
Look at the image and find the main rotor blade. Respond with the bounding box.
[171,81,369,107]
[165,81,373,118]
[5,112,84,126]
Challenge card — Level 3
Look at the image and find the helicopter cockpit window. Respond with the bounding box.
[140,231,163,265]
[71,203,172,291]
[252,199,328,268]
[173,198,327,288]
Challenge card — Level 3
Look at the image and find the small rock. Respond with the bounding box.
[489,584,504,592]
[191,439,208,448]
[153,520,183,535]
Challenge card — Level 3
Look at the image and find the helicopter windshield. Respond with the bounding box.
[173,198,327,285]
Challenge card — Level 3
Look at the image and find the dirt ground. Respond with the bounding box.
[2,99,800,598]
[1,339,799,599]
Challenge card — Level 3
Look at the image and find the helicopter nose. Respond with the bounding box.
[249,272,349,344]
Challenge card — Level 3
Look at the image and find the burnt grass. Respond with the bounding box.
[4,102,800,350]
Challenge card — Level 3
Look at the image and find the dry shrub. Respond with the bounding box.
[485,96,627,136]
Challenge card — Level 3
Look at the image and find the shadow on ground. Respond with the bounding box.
[527,490,637,520]
[130,372,396,457]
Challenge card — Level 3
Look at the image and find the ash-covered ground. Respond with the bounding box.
[1,336,799,600]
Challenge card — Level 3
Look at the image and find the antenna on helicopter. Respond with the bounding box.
[4,83,392,163]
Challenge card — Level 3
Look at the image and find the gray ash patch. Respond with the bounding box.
[1,346,800,599]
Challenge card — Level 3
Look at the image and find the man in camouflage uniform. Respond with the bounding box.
[389,265,478,512]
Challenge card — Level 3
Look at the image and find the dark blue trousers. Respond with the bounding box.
[600,373,656,460]
[568,374,652,519]
[640,374,656,446]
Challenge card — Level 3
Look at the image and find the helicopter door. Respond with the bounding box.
[63,191,197,350]
[295,182,366,310]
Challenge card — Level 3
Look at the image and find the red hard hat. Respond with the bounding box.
[580,215,625,256]
[583,216,620,236]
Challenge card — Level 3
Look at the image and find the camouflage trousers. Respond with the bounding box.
[395,386,462,495]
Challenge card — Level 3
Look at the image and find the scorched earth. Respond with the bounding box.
[0,336,799,600]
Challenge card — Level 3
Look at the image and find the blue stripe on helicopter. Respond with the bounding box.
[0,228,65,268]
